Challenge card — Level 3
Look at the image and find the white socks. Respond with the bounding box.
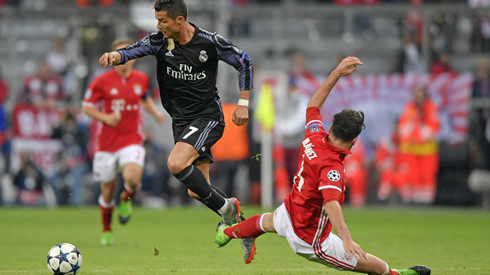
[218,199,231,217]
[382,263,390,275]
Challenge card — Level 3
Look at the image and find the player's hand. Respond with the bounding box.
[232,105,248,126]
[343,240,367,261]
[104,113,121,127]
[99,51,120,67]
[155,112,165,124]
[334,56,363,77]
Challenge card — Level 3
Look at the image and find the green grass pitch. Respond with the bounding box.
[0,206,489,274]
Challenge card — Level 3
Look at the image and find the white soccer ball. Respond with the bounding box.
[46,243,82,274]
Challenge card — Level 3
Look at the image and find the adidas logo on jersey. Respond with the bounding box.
[166,51,174,57]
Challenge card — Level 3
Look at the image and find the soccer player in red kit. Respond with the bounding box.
[214,57,431,275]
[82,39,165,246]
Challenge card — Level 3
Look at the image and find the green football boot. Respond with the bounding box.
[214,220,232,247]
[394,265,431,275]
[118,192,132,225]
[101,231,115,246]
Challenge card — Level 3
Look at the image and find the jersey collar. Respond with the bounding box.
[323,133,352,156]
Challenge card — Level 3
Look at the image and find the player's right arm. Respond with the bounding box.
[82,105,121,127]
[307,56,362,109]
[81,77,121,127]
[99,32,165,67]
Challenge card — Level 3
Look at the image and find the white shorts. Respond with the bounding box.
[92,144,146,183]
[273,203,357,271]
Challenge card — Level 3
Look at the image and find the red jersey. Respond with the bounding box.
[82,69,149,152]
[284,107,351,245]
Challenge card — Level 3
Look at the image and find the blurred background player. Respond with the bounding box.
[98,0,256,262]
[82,39,165,246]
[214,57,431,275]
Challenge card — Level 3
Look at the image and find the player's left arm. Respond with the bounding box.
[212,33,253,126]
[141,94,165,124]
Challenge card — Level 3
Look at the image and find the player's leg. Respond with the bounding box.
[216,212,274,245]
[214,211,271,264]
[117,145,146,224]
[194,161,246,219]
[168,142,238,221]
[168,120,241,224]
[93,151,118,246]
[99,180,117,246]
[356,256,431,275]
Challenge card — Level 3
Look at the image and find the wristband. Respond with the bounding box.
[237,99,249,107]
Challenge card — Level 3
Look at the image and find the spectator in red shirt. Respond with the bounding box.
[429,51,456,76]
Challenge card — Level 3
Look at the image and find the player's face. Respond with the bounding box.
[155,10,183,40]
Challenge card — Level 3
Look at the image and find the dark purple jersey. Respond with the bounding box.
[117,23,253,126]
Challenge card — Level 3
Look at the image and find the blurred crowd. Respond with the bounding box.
[1,0,490,208]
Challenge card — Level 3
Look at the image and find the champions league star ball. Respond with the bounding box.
[46,243,82,274]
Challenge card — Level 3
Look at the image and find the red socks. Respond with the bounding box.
[224,214,266,239]
[121,183,137,202]
[389,270,400,275]
[100,205,113,232]
[99,196,114,232]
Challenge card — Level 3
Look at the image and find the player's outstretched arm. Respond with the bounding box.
[324,200,367,261]
[99,51,122,67]
[307,56,362,109]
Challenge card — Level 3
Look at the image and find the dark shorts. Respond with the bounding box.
[173,118,225,163]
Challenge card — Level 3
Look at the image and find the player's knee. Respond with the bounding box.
[123,175,140,186]
[261,213,276,232]
[167,157,187,174]
[187,189,200,199]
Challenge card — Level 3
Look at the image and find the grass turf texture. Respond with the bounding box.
[0,206,489,274]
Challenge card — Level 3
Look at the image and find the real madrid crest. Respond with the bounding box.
[199,50,208,62]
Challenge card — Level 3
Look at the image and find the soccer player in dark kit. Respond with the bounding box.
[98,0,256,263]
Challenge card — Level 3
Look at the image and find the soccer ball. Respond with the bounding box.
[46,243,82,274]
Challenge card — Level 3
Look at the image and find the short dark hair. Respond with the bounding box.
[331,109,365,142]
[154,0,187,20]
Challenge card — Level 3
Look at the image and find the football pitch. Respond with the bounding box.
[0,206,489,275]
